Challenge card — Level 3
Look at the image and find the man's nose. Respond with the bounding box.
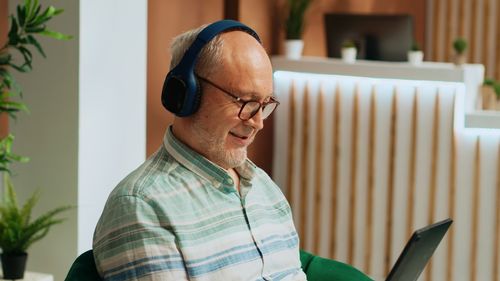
[245,108,264,130]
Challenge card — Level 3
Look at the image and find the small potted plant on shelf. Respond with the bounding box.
[0,175,72,279]
[481,78,500,111]
[0,0,73,279]
[453,37,467,65]
[407,41,423,65]
[341,39,357,63]
[283,0,313,59]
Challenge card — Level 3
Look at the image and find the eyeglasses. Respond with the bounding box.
[197,75,279,121]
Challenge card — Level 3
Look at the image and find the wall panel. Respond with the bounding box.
[274,71,500,281]
[427,0,500,80]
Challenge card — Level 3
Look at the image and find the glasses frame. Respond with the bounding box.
[197,75,279,121]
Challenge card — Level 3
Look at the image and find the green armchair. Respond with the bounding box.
[299,250,373,281]
[65,250,373,281]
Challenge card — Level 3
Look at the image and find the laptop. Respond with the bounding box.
[385,218,453,281]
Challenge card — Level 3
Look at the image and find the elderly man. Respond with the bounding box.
[92,20,306,280]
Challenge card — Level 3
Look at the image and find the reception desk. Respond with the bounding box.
[271,60,500,281]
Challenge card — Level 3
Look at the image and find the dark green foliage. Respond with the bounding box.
[453,38,467,54]
[0,175,72,254]
[0,0,71,173]
[410,41,421,51]
[341,39,356,49]
[285,0,312,40]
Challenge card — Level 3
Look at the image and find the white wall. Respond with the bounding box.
[8,1,147,280]
[79,0,147,254]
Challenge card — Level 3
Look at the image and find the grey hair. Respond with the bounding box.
[169,24,261,78]
[169,24,223,79]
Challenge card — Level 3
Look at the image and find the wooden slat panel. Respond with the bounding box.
[347,85,360,264]
[481,0,490,69]
[384,88,398,276]
[286,81,296,204]
[470,0,478,62]
[364,87,376,274]
[407,89,419,238]
[330,84,341,259]
[447,95,457,281]
[432,0,442,61]
[458,0,467,37]
[445,0,454,61]
[470,136,481,281]
[299,84,310,249]
[312,88,325,254]
[426,91,441,281]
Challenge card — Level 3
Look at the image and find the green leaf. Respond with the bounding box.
[8,62,31,73]
[0,54,12,65]
[39,30,73,40]
[25,26,46,33]
[26,35,46,58]
[7,17,19,45]
[17,5,26,28]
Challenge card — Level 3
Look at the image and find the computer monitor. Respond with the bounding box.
[324,14,414,62]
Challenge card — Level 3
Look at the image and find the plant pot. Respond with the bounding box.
[284,39,304,60]
[341,47,357,63]
[407,50,423,65]
[453,53,467,65]
[1,252,28,279]
[481,86,497,110]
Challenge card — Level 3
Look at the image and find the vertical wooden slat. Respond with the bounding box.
[426,91,441,281]
[299,83,310,249]
[432,0,442,61]
[447,94,457,281]
[496,0,500,80]
[470,136,481,281]
[312,87,325,254]
[347,85,360,265]
[384,88,398,276]
[407,89,419,238]
[330,83,341,259]
[286,81,296,205]
[458,0,467,38]
[364,87,376,274]
[481,0,490,70]
[445,0,454,61]
[469,0,478,62]
[494,140,500,281]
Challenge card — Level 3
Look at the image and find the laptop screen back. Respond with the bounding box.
[386,218,453,281]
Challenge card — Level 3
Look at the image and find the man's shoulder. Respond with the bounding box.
[108,148,196,200]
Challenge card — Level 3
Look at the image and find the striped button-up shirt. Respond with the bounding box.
[93,127,306,281]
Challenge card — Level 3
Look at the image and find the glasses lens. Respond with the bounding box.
[261,102,278,119]
[240,101,261,120]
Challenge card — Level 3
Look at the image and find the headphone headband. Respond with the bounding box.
[161,20,261,117]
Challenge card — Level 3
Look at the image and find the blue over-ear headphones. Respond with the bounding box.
[161,20,261,117]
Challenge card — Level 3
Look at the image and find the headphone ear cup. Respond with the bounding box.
[162,74,188,115]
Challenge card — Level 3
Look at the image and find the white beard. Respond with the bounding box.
[191,120,247,169]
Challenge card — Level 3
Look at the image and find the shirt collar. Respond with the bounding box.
[163,126,256,187]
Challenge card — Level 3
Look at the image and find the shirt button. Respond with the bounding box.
[226,178,233,185]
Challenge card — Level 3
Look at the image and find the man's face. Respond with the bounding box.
[188,32,274,169]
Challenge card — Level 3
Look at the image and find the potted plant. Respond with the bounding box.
[481,78,500,110]
[341,39,357,63]
[0,175,71,279]
[453,37,467,65]
[283,0,313,59]
[0,0,72,279]
[407,41,423,65]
